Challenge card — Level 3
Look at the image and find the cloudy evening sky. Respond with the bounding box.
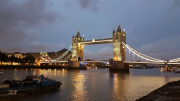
[0,0,180,61]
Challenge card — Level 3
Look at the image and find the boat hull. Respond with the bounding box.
[0,82,61,94]
[174,71,180,73]
[0,94,26,100]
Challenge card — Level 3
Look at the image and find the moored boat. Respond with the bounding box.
[89,66,97,68]
[160,67,164,72]
[0,71,3,75]
[0,74,62,95]
[160,67,174,72]
[174,68,180,73]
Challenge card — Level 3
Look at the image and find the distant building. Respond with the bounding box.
[6,52,40,59]
[47,48,72,60]
[3,48,72,62]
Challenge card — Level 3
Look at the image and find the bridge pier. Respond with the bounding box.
[67,61,87,70]
[109,60,129,72]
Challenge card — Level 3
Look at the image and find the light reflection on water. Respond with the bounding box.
[71,72,88,101]
[109,72,129,101]
[0,68,180,101]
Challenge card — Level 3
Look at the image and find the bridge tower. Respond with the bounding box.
[110,24,128,72]
[72,31,84,61]
[112,24,126,61]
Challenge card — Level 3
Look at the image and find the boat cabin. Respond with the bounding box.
[7,90,17,95]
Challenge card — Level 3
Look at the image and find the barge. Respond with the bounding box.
[0,74,62,95]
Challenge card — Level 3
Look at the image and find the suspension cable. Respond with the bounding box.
[40,45,72,62]
[122,42,164,62]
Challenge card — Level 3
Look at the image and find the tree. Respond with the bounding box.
[0,51,8,65]
[9,55,16,65]
[16,58,23,65]
[23,55,36,65]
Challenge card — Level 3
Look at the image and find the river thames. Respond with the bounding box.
[0,68,180,101]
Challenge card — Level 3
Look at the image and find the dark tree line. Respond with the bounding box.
[0,51,36,65]
[0,51,8,65]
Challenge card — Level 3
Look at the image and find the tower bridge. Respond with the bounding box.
[71,25,126,62]
[40,24,180,71]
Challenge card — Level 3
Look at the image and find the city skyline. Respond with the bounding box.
[0,0,180,60]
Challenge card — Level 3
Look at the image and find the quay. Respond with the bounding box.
[136,80,180,101]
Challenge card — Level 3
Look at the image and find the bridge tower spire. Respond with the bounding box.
[72,31,84,61]
[116,24,121,32]
[112,24,126,61]
[113,27,115,33]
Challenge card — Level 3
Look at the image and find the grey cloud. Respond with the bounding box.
[0,41,65,53]
[78,0,100,11]
[0,0,56,31]
[0,0,59,52]
[137,34,180,60]
[25,41,65,52]
[170,0,180,9]
[78,0,90,9]
[0,45,23,53]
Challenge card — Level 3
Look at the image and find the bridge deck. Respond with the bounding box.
[78,38,113,45]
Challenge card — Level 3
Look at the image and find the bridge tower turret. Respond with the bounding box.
[112,24,126,61]
[122,29,126,60]
[72,31,84,61]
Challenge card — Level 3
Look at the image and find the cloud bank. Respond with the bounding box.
[78,0,100,11]
[0,0,62,53]
[137,34,180,60]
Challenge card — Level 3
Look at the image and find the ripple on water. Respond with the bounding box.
[0,68,180,101]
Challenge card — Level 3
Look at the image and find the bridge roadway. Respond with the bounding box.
[40,61,180,65]
[78,38,113,45]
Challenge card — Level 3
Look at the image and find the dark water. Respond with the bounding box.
[0,68,180,101]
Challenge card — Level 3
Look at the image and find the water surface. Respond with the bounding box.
[0,68,180,101]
